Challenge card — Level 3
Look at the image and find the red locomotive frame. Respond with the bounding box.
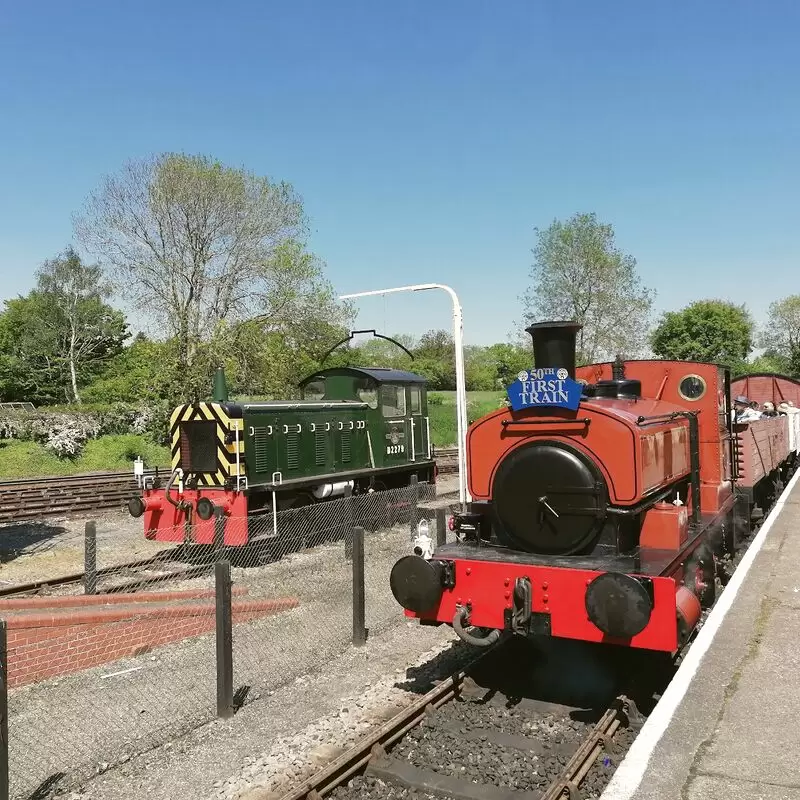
[390,323,797,654]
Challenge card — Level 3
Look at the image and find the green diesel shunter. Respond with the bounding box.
[243,366,436,508]
[136,366,438,545]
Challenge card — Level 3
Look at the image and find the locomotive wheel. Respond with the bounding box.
[684,544,716,608]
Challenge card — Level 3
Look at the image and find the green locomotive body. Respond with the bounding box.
[132,366,437,544]
[243,366,436,507]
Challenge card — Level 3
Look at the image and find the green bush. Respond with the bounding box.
[0,436,170,478]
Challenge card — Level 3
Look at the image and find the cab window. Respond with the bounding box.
[302,378,325,401]
[381,384,406,417]
[410,387,421,415]
[356,377,378,409]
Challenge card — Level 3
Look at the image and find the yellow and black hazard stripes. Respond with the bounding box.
[169,403,246,487]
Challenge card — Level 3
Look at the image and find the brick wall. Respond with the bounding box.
[1,589,299,688]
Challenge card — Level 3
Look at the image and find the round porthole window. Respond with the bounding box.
[679,374,706,401]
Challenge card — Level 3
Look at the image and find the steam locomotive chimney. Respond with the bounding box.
[525,321,583,379]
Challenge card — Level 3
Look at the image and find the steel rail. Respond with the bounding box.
[0,545,214,596]
[271,642,637,800]
[276,648,493,800]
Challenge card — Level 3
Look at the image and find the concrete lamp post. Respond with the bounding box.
[338,283,471,507]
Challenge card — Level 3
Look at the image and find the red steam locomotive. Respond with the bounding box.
[390,321,797,654]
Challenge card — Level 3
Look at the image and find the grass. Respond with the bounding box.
[0,435,170,479]
[428,390,506,447]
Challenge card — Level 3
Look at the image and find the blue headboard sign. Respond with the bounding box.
[507,367,582,412]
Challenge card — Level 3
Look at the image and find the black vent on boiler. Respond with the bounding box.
[179,420,217,473]
[594,379,641,400]
[525,321,582,379]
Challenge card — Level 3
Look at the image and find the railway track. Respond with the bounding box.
[275,637,653,800]
[0,546,217,598]
[0,448,459,523]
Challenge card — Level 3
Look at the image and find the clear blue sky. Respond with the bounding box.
[1,1,798,346]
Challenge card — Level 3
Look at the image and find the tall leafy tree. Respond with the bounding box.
[759,295,800,375]
[650,300,754,372]
[74,153,352,391]
[0,294,63,404]
[0,248,127,404]
[414,330,456,390]
[35,247,128,403]
[520,213,655,362]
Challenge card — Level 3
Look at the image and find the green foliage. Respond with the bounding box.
[521,212,655,362]
[740,349,790,376]
[759,295,800,377]
[0,436,169,478]
[650,300,754,372]
[81,335,176,404]
[75,153,353,392]
[0,247,128,405]
[465,343,530,390]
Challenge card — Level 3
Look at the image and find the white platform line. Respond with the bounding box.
[601,465,800,799]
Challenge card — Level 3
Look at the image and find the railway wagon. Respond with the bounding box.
[731,372,800,458]
[129,366,436,545]
[731,372,800,409]
[390,322,798,655]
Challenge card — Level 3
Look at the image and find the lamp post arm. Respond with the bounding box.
[339,283,471,507]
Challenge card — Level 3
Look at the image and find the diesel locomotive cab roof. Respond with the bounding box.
[297,367,426,387]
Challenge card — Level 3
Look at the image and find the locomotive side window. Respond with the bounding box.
[356,379,378,409]
[679,374,706,401]
[381,384,406,417]
[303,378,326,401]
[410,387,421,415]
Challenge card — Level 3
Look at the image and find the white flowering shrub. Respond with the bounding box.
[0,401,173,456]
[44,422,88,458]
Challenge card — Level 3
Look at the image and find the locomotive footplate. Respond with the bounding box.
[432,541,682,578]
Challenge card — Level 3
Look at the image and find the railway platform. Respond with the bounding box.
[603,467,800,800]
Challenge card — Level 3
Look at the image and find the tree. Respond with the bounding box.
[34,247,128,403]
[0,294,64,404]
[759,295,800,374]
[650,300,754,372]
[741,349,789,376]
[81,334,176,404]
[520,213,655,362]
[74,153,352,390]
[414,330,456,390]
[465,343,531,390]
[0,248,128,404]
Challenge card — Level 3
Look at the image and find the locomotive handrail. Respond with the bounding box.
[606,487,673,516]
[635,412,684,426]
[501,418,591,427]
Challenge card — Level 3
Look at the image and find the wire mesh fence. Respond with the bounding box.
[0,480,459,799]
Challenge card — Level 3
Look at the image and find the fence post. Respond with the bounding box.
[352,527,366,646]
[215,560,234,718]
[0,620,8,800]
[344,484,354,560]
[436,507,447,547]
[213,508,225,560]
[84,521,97,595]
[409,474,419,536]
